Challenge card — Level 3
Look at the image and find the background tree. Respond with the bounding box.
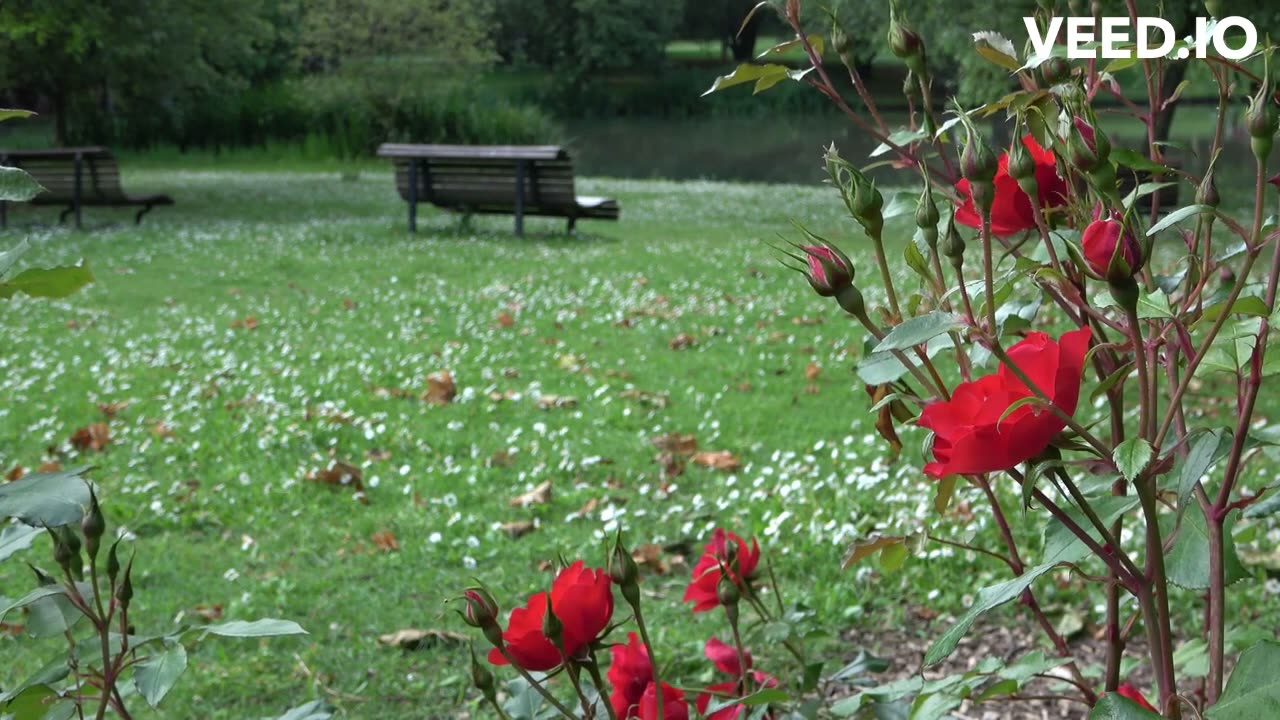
[491,0,682,74]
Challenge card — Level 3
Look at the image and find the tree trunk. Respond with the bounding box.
[727,5,762,62]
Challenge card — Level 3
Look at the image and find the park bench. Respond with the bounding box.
[376,144,619,235]
[0,147,173,229]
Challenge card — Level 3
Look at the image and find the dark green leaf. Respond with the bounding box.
[0,524,41,562]
[1136,291,1173,319]
[202,618,307,638]
[0,239,31,278]
[269,700,335,720]
[828,650,890,681]
[873,312,964,353]
[1243,487,1280,518]
[0,166,43,202]
[1198,296,1271,326]
[934,476,957,515]
[0,109,36,122]
[1205,640,1280,719]
[0,654,69,703]
[0,262,95,300]
[0,467,94,527]
[1147,205,1211,236]
[1166,509,1249,590]
[0,585,67,623]
[1091,361,1135,404]
[2,684,59,720]
[25,590,85,638]
[1110,148,1172,173]
[134,643,188,708]
[1176,429,1229,519]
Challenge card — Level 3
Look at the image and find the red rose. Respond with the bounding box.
[1109,682,1158,712]
[918,327,1091,478]
[696,637,778,720]
[608,633,653,718]
[954,134,1069,235]
[1082,215,1142,279]
[487,561,613,671]
[637,682,689,720]
[683,530,760,612]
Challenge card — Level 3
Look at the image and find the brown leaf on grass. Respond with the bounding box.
[488,450,514,468]
[536,394,578,410]
[70,423,111,452]
[343,297,357,310]
[190,604,223,622]
[366,448,392,462]
[865,384,905,457]
[692,450,742,472]
[631,544,669,574]
[488,390,518,403]
[656,453,685,479]
[572,497,599,518]
[805,362,822,382]
[669,333,696,350]
[737,383,753,392]
[423,370,456,406]
[792,316,823,326]
[804,384,821,394]
[501,520,537,539]
[230,316,258,330]
[36,462,61,473]
[307,461,368,505]
[650,433,697,455]
[509,480,552,507]
[149,422,175,439]
[6,465,24,482]
[97,401,129,418]
[371,530,400,552]
[378,628,467,651]
[369,384,415,399]
[496,311,515,327]
[0,622,25,636]
[619,389,671,408]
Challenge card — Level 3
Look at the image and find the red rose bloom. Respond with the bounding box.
[608,633,653,718]
[1082,214,1142,278]
[683,530,760,612]
[1109,682,1158,712]
[918,327,1091,478]
[487,561,613,671]
[954,134,1069,236]
[637,682,689,720]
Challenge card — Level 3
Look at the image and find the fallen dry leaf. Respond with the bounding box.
[656,452,685,479]
[307,460,368,505]
[669,333,696,350]
[509,480,552,507]
[378,628,467,651]
[631,544,669,574]
[365,448,392,462]
[371,530,400,552]
[6,465,24,482]
[651,433,697,455]
[488,450,514,468]
[97,401,128,418]
[343,297,357,310]
[423,370,456,406]
[0,622,25,636]
[150,422,175,439]
[496,311,515,327]
[230,316,258,330]
[501,520,537,539]
[36,462,61,473]
[805,362,822,382]
[70,423,111,452]
[488,390,519,403]
[792,316,823,326]
[572,497,599,518]
[536,394,578,410]
[619,389,670,408]
[190,604,223,622]
[692,450,742,472]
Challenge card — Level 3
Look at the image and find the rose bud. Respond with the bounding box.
[941,213,966,267]
[82,486,106,561]
[459,587,500,630]
[915,181,940,249]
[960,121,998,217]
[1246,84,1278,162]
[887,6,925,76]
[1082,214,1143,281]
[801,245,854,298]
[1197,167,1220,214]
[853,178,885,236]
[1204,0,1223,17]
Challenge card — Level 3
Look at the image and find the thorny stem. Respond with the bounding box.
[631,598,664,720]
[980,215,998,335]
[495,646,578,718]
[1125,305,1153,440]
[1051,469,1143,581]
[1137,476,1178,715]
[584,652,619,720]
[726,606,752,695]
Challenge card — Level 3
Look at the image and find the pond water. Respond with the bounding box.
[566,105,1257,201]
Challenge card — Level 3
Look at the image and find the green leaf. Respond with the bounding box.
[0,654,70,703]
[202,618,307,638]
[0,467,94,527]
[1110,148,1172,173]
[0,585,67,623]
[134,643,188,708]
[904,235,931,280]
[933,476,958,515]
[705,688,790,714]
[828,650,890,681]
[0,109,36,122]
[1136,291,1174,319]
[873,312,964,353]
[1198,296,1271,326]
[1243,487,1280,518]
[1205,640,1280,719]
[2,684,59,720]
[1113,438,1153,481]
[1146,205,1211,236]
[268,700,335,720]
[842,534,908,569]
[25,589,85,638]
[908,691,962,720]
[1166,509,1248,590]
[0,262,95,300]
[0,524,41,562]
[1123,182,1177,210]
[1091,361,1136,403]
[702,63,812,96]
[0,166,43,202]
[0,239,31,278]
[871,128,930,158]
[1088,693,1164,718]
[755,34,823,59]
[1176,429,1229,519]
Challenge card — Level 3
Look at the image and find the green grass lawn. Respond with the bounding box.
[1,161,1277,718]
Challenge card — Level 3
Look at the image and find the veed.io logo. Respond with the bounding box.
[1023,16,1258,60]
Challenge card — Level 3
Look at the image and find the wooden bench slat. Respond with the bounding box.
[1,147,173,227]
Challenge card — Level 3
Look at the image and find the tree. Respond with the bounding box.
[492,0,682,74]
[0,0,283,145]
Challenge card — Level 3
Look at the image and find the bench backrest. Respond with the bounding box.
[0,148,127,203]
[378,145,580,211]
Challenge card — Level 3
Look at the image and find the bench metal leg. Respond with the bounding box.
[59,206,74,224]
[514,160,526,237]
[135,204,154,225]
[567,216,577,234]
[0,201,6,229]
[407,159,418,233]
[73,153,83,230]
